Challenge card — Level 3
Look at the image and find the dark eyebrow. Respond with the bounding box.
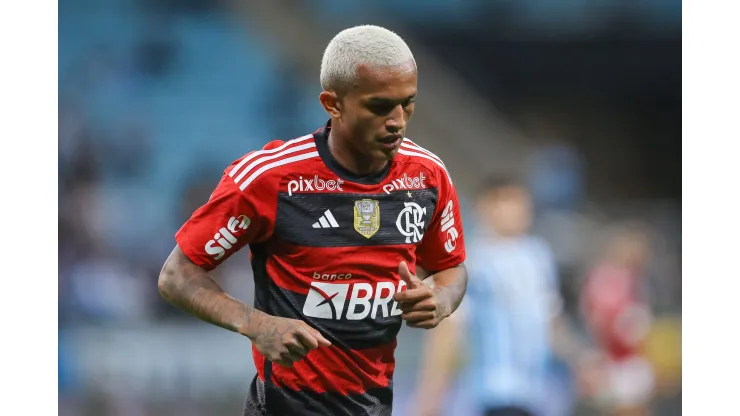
[365,94,416,105]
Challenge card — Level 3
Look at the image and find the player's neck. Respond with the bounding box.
[327,131,388,177]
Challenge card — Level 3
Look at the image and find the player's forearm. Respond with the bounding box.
[415,317,462,406]
[430,263,468,318]
[158,246,266,338]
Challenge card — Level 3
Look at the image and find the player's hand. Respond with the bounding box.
[250,315,331,367]
[393,261,450,329]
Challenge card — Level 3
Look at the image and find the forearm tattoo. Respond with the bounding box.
[432,265,468,317]
[160,249,262,336]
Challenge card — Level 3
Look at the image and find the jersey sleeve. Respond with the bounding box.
[175,157,277,271]
[416,170,467,272]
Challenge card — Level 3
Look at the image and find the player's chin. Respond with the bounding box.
[372,146,400,160]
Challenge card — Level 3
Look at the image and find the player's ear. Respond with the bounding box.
[319,90,342,118]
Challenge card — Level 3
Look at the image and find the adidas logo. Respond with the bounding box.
[312,210,339,229]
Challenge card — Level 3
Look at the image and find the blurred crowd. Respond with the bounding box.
[59,1,681,415]
[59,0,269,327]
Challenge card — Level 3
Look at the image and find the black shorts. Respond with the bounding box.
[242,375,393,416]
[242,375,267,416]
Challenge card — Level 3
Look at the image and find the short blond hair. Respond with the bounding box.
[320,25,416,92]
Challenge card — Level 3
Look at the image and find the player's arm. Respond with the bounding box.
[538,241,590,372]
[159,162,329,366]
[408,304,466,416]
[426,263,468,318]
[394,262,467,329]
[159,245,265,336]
[159,245,330,367]
[394,171,468,328]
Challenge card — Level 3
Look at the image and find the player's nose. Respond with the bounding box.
[386,105,406,133]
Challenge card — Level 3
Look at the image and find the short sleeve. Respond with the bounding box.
[416,173,466,272]
[175,161,276,271]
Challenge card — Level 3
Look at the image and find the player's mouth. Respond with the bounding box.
[377,135,403,150]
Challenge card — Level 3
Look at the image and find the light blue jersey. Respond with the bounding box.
[457,233,561,415]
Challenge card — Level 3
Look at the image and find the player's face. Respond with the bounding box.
[477,187,533,237]
[333,61,418,160]
[607,231,651,272]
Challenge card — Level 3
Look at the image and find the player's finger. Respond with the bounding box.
[286,338,311,357]
[393,287,431,303]
[401,311,435,323]
[399,300,418,313]
[281,351,304,365]
[294,327,320,350]
[406,318,438,329]
[274,361,293,368]
[398,261,422,289]
[271,356,294,367]
[399,298,436,313]
[302,325,332,347]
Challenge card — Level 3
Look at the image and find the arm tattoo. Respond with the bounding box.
[159,247,265,338]
[431,264,468,317]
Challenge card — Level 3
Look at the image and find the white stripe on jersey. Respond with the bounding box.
[239,151,320,191]
[402,140,447,168]
[233,142,316,183]
[398,148,453,185]
[228,134,314,179]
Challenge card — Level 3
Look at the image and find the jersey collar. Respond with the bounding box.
[313,120,392,185]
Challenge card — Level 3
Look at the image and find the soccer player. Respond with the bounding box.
[409,177,578,416]
[158,25,468,416]
[580,227,655,415]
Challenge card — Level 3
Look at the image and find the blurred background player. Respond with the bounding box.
[409,177,584,416]
[578,226,656,416]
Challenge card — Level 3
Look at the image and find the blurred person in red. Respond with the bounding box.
[158,25,468,416]
[408,177,582,416]
[579,226,655,415]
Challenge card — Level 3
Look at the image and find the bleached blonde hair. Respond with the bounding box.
[320,25,416,93]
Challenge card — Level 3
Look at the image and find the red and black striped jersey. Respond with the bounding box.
[176,121,466,415]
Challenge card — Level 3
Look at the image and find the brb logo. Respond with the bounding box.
[383,172,427,194]
[303,280,407,320]
[204,215,251,260]
[288,175,344,196]
[396,202,427,244]
[440,200,459,253]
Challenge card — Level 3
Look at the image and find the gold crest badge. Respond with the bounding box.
[353,199,380,239]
